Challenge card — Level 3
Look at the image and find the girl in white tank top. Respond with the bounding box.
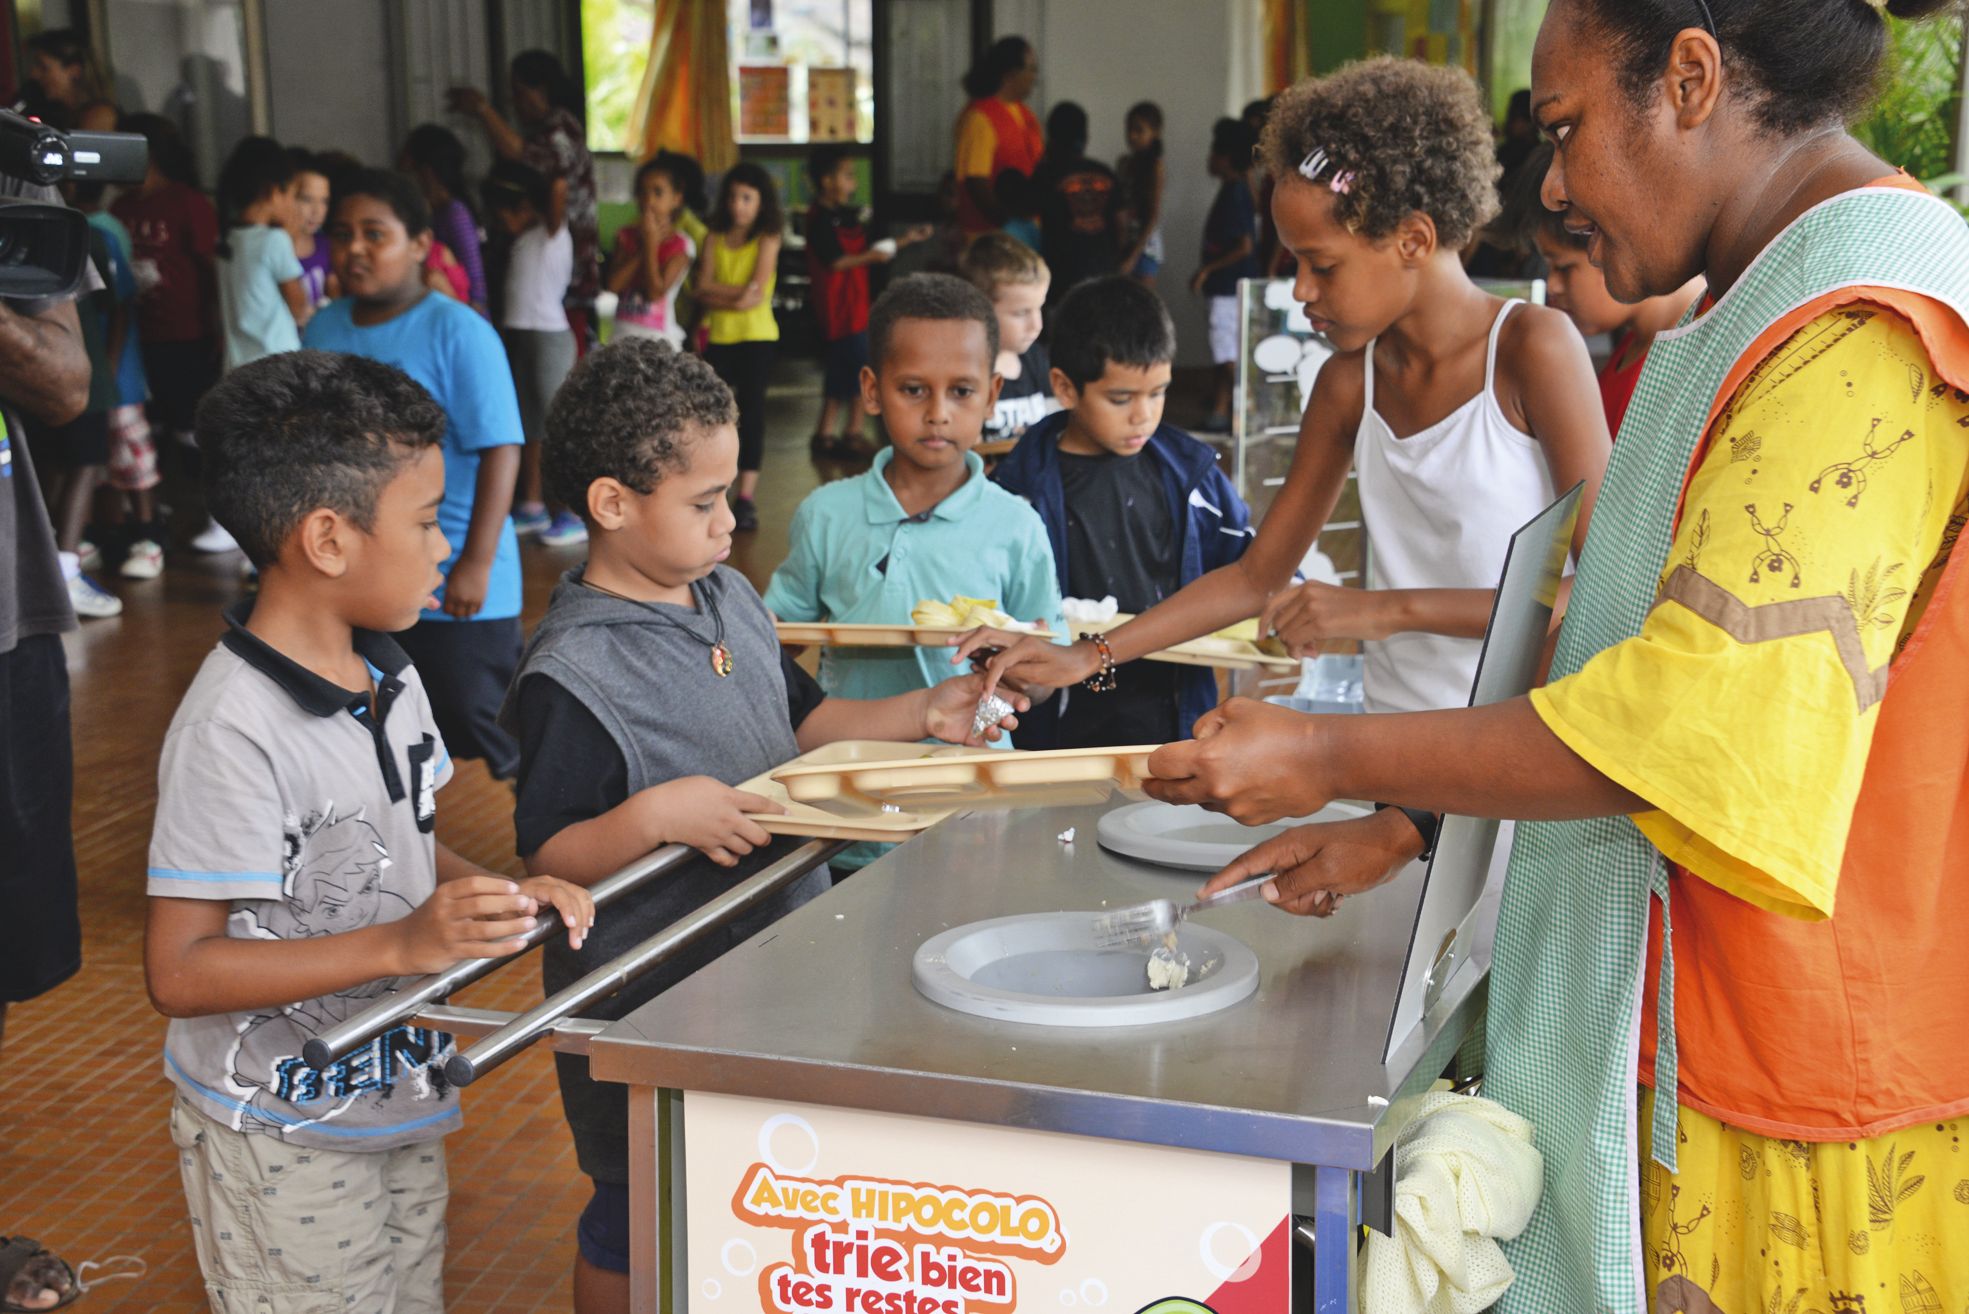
[1355,299,1555,712]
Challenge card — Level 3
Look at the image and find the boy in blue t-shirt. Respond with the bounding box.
[1191,117,1261,432]
[305,169,526,778]
[994,277,1252,748]
[765,272,1064,702]
[145,350,591,1312]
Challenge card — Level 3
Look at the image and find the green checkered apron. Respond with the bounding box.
[1487,185,1969,1314]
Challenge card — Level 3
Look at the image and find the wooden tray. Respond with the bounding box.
[771,744,1159,818]
[773,620,1048,647]
[738,741,964,842]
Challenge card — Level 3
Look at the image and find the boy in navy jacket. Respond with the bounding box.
[993,277,1252,747]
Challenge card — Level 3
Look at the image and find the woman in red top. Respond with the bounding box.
[953,37,1043,234]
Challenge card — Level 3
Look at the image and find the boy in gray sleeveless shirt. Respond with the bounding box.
[502,339,1023,1294]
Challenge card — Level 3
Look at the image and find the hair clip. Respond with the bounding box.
[1297,148,1329,182]
[1329,171,1355,196]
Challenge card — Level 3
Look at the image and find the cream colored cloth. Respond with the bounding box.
[1362,1092,1543,1314]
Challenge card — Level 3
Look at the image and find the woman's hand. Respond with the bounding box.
[921,673,1031,746]
[1196,809,1424,917]
[1188,267,1208,296]
[445,86,490,117]
[950,630,1100,699]
[1144,697,1337,824]
[1259,581,1396,657]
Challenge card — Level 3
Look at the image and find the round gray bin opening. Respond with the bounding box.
[913,912,1260,1027]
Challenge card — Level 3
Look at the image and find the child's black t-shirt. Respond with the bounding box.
[984,342,1057,445]
[1056,449,1182,746]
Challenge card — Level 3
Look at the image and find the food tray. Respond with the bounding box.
[773,620,1048,647]
[772,744,1159,818]
[738,741,964,841]
[1081,614,1300,673]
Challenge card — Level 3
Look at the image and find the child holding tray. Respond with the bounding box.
[502,338,1023,1314]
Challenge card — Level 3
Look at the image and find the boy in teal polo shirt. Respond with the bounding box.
[765,273,1064,704]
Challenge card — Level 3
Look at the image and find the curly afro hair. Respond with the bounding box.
[1260,57,1499,250]
[543,337,737,519]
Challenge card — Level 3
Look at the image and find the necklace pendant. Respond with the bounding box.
[710,643,734,678]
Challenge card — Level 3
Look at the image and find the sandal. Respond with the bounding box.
[0,1238,144,1311]
[1,1238,76,1311]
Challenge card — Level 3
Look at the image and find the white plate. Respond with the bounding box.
[1096,799,1372,873]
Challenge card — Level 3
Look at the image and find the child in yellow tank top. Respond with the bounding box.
[693,162,784,529]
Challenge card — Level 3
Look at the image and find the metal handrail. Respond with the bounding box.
[444,838,845,1087]
[301,843,697,1071]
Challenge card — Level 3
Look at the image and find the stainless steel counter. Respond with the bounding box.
[588,799,1486,1174]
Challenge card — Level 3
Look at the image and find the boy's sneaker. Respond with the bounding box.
[68,573,123,619]
[120,538,165,580]
[733,497,759,533]
[512,504,552,538]
[539,510,589,547]
[191,517,238,553]
[75,540,102,571]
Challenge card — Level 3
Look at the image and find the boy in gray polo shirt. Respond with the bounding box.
[144,351,594,1314]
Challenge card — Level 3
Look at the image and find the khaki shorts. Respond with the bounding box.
[169,1095,448,1314]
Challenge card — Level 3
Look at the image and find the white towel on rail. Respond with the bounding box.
[1362,1091,1543,1314]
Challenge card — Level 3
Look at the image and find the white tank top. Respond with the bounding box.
[1354,300,1554,713]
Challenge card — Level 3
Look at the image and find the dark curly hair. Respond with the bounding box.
[196,351,447,567]
[543,338,737,518]
[1560,0,1965,137]
[868,273,1000,373]
[1260,57,1500,249]
[710,161,784,242]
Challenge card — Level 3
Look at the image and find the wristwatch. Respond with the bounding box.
[1374,803,1441,862]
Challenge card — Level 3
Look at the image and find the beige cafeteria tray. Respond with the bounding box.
[739,741,965,842]
[774,617,1295,672]
[773,620,1047,647]
[1081,614,1300,673]
[771,744,1159,818]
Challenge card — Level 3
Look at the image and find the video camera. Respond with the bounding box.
[0,107,149,299]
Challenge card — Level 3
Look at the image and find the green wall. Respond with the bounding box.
[1306,0,1368,73]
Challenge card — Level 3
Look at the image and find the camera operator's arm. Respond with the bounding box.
[0,297,87,426]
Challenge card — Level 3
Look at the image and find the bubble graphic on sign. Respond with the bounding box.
[1199,1221,1262,1282]
[1263,282,1298,312]
[1059,1288,1078,1306]
[1079,1279,1109,1306]
[757,1112,821,1175]
[1253,334,1304,375]
[721,1238,757,1277]
[702,1279,723,1299]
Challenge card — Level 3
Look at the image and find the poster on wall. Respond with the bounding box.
[739,65,793,138]
[684,1094,1291,1314]
[808,68,857,143]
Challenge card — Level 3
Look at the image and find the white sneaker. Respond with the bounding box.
[68,572,123,619]
[192,518,238,553]
[120,538,164,579]
[76,540,102,571]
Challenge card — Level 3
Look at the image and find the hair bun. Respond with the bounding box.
[1885,0,1963,19]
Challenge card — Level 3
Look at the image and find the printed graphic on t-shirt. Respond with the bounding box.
[220,803,454,1137]
[985,392,1058,444]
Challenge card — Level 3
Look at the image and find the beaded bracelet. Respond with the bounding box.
[1079,632,1118,692]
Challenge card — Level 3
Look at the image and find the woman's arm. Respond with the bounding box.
[964,354,1365,688]
[547,177,568,236]
[648,238,692,303]
[1189,235,1255,295]
[692,239,746,309]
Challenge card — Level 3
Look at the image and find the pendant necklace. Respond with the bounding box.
[582,575,735,677]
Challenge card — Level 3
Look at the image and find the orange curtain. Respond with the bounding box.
[1263,0,1310,93]
[628,0,737,172]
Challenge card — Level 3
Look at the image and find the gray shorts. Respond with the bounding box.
[170,1095,448,1313]
[501,325,578,447]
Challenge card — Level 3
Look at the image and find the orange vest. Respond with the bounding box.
[955,98,1043,233]
[1639,275,1969,1140]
